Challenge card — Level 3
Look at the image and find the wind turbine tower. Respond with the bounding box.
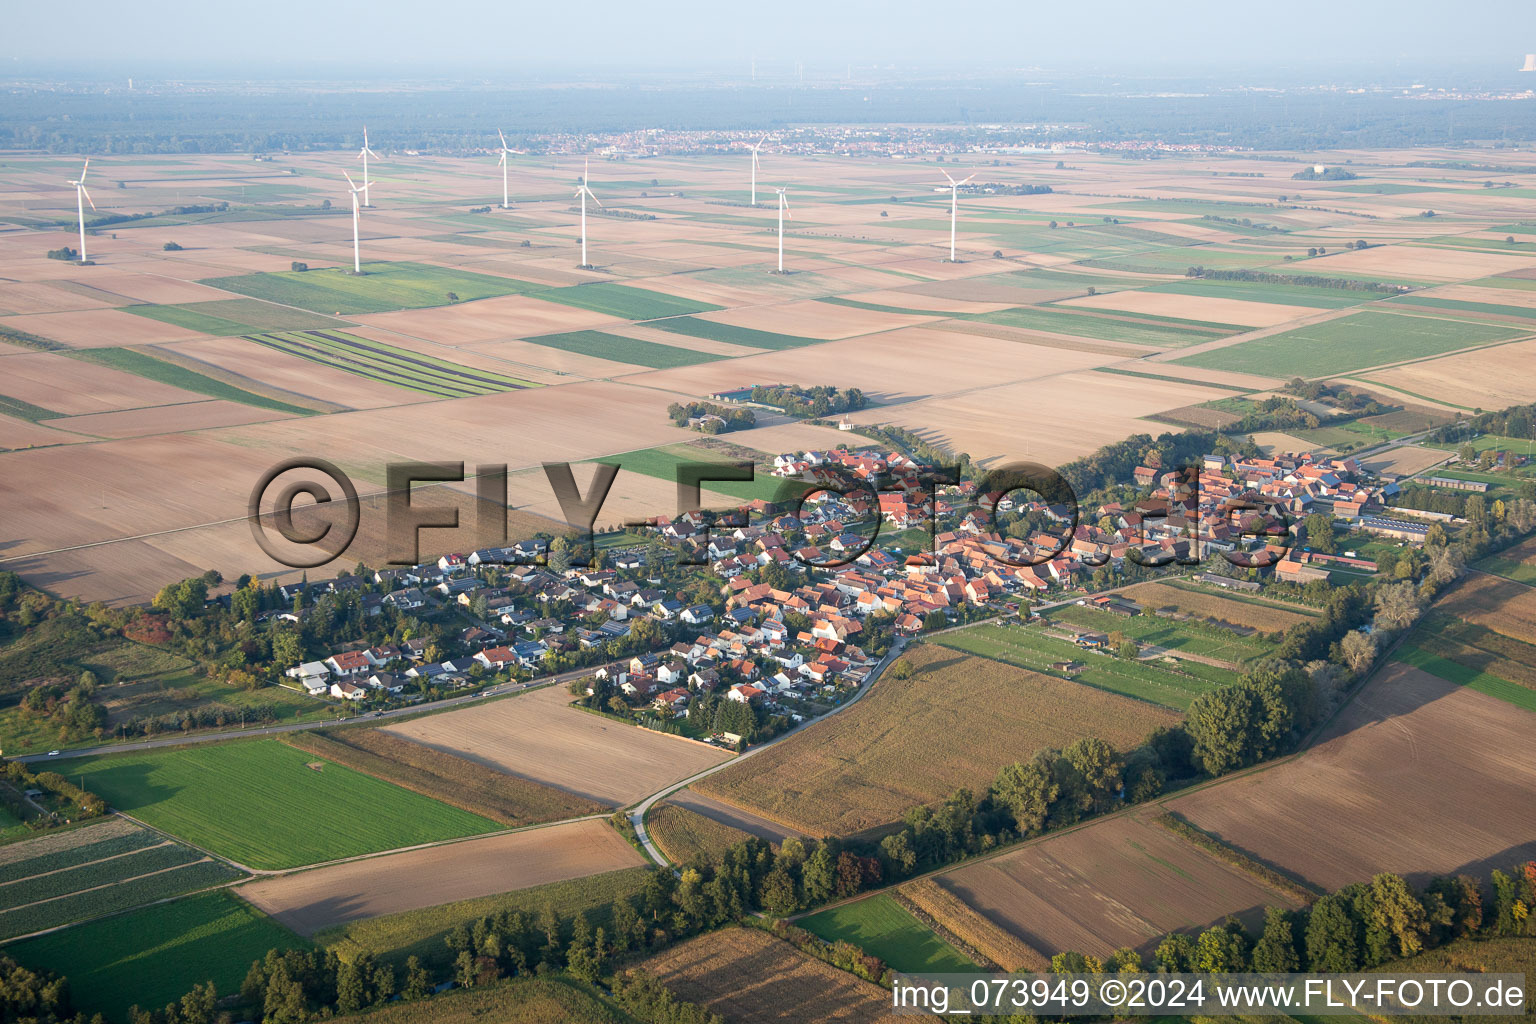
[574,158,603,268]
[774,186,791,274]
[67,158,95,263]
[749,135,766,206]
[343,171,372,274]
[357,127,381,207]
[495,130,515,209]
[939,169,976,262]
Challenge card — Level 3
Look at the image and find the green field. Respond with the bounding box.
[202,261,530,314]
[245,330,536,396]
[1394,645,1536,712]
[592,445,784,506]
[798,893,976,973]
[931,622,1225,710]
[529,282,721,320]
[64,348,315,416]
[1144,278,1382,309]
[968,305,1227,347]
[1174,310,1527,377]
[7,890,304,1018]
[121,298,346,336]
[321,866,650,969]
[60,739,499,870]
[643,315,824,350]
[521,330,725,368]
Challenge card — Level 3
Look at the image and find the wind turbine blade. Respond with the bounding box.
[498,128,508,148]
[79,157,89,182]
[959,174,976,185]
[941,169,956,185]
[343,170,358,190]
[81,186,96,211]
[498,152,507,166]
[756,133,766,148]
[590,191,604,208]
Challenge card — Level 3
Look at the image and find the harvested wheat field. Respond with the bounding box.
[1119,582,1317,633]
[1313,245,1536,283]
[0,309,210,348]
[937,810,1307,960]
[238,818,643,936]
[641,926,900,1024]
[1431,573,1536,642]
[1165,662,1536,892]
[382,685,731,806]
[694,644,1179,837]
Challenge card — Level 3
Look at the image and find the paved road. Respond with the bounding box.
[13,664,598,765]
[628,638,907,868]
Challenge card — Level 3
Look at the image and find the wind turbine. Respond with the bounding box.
[748,134,766,206]
[356,127,381,207]
[774,186,791,274]
[939,169,975,262]
[574,158,603,268]
[495,129,514,209]
[343,171,372,274]
[68,158,95,263]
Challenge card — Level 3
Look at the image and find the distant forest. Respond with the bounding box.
[2,81,1532,154]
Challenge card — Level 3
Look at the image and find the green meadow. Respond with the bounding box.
[60,739,499,870]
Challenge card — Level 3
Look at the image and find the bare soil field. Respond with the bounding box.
[937,810,1308,959]
[0,351,208,415]
[1360,338,1536,409]
[0,309,209,348]
[1431,573,1536,642]
[1119,582,1317,632]
[0,281,127,315]
[355,293,617,345]
[1061,290,1315,327]
[1357,444,1454,477]
[70,273,239,306]
[640,926,901,1024]
[694,644,1178,837]
[1165,663,1536,891]
[238,818,643,936]
[701,298,934,339]
[838,368,1222,465]
[0,415,85,449]
[1247,430,1326,456]
[1310,245,1536,282]
[382,685,731,807]
[41,400,294,438]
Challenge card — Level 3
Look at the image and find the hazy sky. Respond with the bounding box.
[10,0,1536,75]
